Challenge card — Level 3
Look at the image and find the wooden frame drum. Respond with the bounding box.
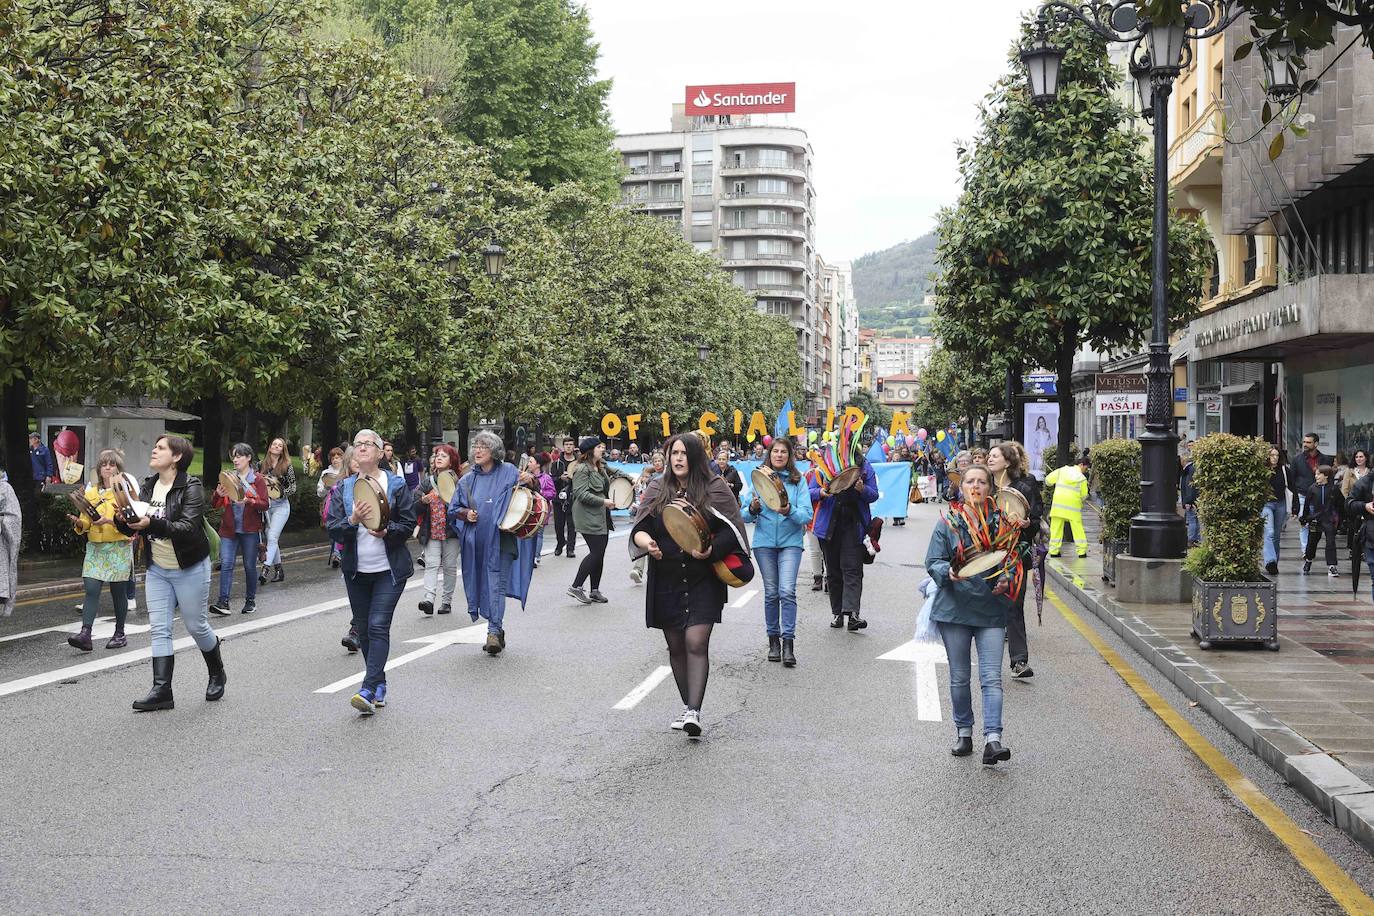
[608,477,635,510]
[352,476,390,532]
[436,470,458,505]
[750,467,789,514]
[218,471,245,503]
[829,466,862,494]
[956,548,1007,580]
[662,499,712,554]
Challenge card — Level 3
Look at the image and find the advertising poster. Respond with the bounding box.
[1023,402,1059,480]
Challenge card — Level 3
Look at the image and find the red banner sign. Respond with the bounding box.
[685,82,796,116]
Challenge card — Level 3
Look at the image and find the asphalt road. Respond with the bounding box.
[2,506,1372,914]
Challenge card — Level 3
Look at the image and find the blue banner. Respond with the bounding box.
[609,460,914,519]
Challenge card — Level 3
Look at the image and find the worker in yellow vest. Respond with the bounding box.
[1045,454,1090,558]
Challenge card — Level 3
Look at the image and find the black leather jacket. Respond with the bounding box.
[114,471,210,569]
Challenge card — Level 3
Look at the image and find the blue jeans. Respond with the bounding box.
[938,622,1006,737]
[1262,500,1287,565]
[1185,507,1201,544]
[218,531,259,604]
[344,571,405,692]
[146,558,216,657]
[264,497,291,565]
[754,546,802,638]
[1297,495,1309,555]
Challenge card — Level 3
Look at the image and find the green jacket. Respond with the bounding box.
[570,463,630,535]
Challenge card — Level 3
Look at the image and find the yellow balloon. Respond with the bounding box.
[746,432,756,442]
[936,430,946,442]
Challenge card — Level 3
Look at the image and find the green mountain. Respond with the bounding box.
[852,232,939,336]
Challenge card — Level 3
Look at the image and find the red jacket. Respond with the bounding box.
[213,472,270,536]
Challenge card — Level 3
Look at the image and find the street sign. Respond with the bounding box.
[1095,393,1147,416]
[1199,393,1223,416]
[1095,373,1147,393]
[1174,387,1188,402]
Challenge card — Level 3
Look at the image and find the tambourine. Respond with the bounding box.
[218,470,245,502]
[662,498,712,555]
[608,477,635,510]
[750,466,790,514]
[321,470,340,491]
[112,477,150,522]
[956,548,1008,580]
[265,475,282,500]
[995,487,1030,524]
[828,466,862,494]
[436,470,458,505]
[947,468,963,489]
[352,475,390,532]
[68,490,101,522]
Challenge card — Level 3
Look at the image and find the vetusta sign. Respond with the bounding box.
[685,82,796,116]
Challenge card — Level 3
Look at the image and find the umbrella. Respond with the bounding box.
[1033,537,1048,625]
[1353,529,1362,600]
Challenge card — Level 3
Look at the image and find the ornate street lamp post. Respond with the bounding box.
[1021,0,1238,560]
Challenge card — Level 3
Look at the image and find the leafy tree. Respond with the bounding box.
[933,18,1210,466]
[912,347,1006,437]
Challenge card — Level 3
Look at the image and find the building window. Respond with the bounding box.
[657,152,681,170]
[757,209,789,225]
[757,239,790,256]
[757,269,792,286]
[758,299,791,316]
[660,214,682,227]
[625,154,648,174]
[693,241,712,252]
[1212,62,1224,102]
[757,178,788,194]
[693,150,713,164]
[693,180,711,196]
[1243,233,1257,284]
[654,183,681,201]
[758,148,789,167]
[622,186,647,203]
[728,210,747,228]
[691,211,712,226]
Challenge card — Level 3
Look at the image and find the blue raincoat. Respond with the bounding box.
[448,461,536,626]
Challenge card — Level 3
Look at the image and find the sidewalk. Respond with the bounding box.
[1049,507,1374,854]
[13,529,332,602]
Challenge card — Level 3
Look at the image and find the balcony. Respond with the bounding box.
[721,254,807,270]
[719,160,808,181]
[1168,99,1222,191]
[720,191,808,210]
[623,162,684,182]
[718,221,806,239]
[744,282,806,300]
[626,196,684,211]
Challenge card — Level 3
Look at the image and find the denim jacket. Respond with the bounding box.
[324,472,416,583]
[742,475,812,549]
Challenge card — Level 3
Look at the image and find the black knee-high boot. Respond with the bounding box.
[132,655,175,711]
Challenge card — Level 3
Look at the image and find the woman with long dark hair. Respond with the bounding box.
[987,441,1042,678]
[1264,446,1292,576]
[259,436,296,585]
[211,442,269,616]
[744,437,812,667]
[566,437,632,605]
[116,435,225,710]
[631,433,749,738]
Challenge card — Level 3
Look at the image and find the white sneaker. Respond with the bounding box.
[1328,566,1339,577]
[670,707,688,731]
[682,709,702,737]
[629,566,643,584]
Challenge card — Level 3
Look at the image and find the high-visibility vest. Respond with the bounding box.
[1045,465,1088,519]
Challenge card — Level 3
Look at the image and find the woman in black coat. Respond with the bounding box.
[632,433,749,738]
[988,442,1043,678]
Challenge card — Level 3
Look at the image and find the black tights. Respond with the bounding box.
[573,533,608,590]
[663,623,713,711]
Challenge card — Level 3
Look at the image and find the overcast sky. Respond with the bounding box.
[582,0,1039,263]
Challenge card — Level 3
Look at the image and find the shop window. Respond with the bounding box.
[1243,234,1257,284]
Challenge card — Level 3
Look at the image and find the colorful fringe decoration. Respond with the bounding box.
[941,498,1026,602]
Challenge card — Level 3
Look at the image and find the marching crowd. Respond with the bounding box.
[11,422,1372,768]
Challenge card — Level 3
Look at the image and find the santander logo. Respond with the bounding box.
[685,82,796,116]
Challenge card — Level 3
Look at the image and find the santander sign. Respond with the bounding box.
[685,82,796,116]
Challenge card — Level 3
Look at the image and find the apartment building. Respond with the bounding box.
[1187,16,1374,458]
[828,261,860,405]
[871,336,937,381]
[615,104,827,416]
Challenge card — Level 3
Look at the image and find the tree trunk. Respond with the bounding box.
[403,406,419,452]
[320,395,340,457]
[201,393,231,483]
[242,406,260,452]
[457,407,470,461]
[300,416,313,461]
[1056,325,1078,468]
[1,372,39,547]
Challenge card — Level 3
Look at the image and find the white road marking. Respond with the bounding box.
[0,616,151,642]
[730,589,759,608]
[313,623,487,694]
[613,665,673,710]
[878,639,948,722]
[0,581,420,700]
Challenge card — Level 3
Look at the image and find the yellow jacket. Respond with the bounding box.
[72,485,132,544]
[1045,466,1088,519]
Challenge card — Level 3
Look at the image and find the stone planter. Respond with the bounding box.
[1101,538,1123,585]
[1190,576,1279,651]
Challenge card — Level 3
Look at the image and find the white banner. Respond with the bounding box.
[1095,393,1146,416]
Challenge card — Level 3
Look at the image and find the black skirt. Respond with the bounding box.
[634,512,738,630]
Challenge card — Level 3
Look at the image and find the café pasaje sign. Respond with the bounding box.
[601,407,913,442]
[685,82,796,116]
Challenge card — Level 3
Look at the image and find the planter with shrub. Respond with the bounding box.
[1183,433,1278,650]
[1091,438,1141,586]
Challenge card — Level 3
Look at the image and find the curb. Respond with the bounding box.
[15,542,334,603]
[1047,562,1374,856]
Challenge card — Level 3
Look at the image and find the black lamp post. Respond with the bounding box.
[1021,1,1237,560]
[428,226,506,460]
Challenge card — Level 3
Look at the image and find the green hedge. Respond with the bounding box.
[1092,438,1141,542]
[1182,433,1270,582]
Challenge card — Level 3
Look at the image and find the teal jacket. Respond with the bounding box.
[741,475,812,549]
[923,521,1012,628]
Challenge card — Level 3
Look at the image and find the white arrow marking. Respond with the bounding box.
[0,616,150,642]
[613,665,673,710]
[878,639,948,722]
[729,588,759,609]
[313,623,487,695]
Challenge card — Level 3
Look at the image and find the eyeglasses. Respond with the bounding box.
[353,440,380,450]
